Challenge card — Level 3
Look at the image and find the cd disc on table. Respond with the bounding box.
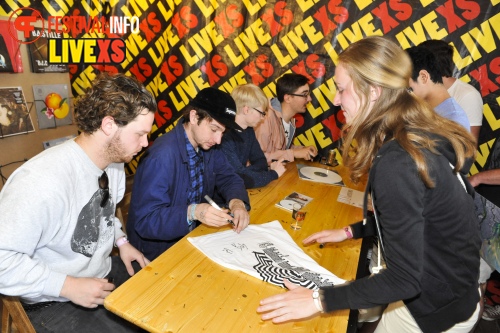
[279,199,296,210]
[300,166,342,184]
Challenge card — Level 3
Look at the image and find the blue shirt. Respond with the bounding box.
[435,97,470,131]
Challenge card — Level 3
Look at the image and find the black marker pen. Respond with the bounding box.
[204,195,235,226]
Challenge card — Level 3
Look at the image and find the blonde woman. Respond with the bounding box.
[258,36,480,333]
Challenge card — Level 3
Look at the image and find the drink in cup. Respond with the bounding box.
[291,203,306,230]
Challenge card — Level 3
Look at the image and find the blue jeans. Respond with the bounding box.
[24,256,145,332]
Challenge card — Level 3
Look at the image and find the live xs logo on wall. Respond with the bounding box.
[2,0,499,176]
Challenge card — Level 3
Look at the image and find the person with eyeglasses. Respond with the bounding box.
[254,73,318,164]
[0,73,156,332]
[219,84,287,189]
[126,87,250,262]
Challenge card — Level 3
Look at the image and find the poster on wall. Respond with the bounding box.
[2,1,499,177]
[27,28,68,73]
[0,87,34,137]
[0,20,23,73]
[32,84,72,129]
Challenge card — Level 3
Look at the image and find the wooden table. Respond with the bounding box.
[105,161,366,332]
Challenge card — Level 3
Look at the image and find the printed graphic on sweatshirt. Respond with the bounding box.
[71,189,114,257]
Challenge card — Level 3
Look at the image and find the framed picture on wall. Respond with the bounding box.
[0,21,23,73]
[0,87,35,138]
[32,84,73,129]
[27,28,68,73]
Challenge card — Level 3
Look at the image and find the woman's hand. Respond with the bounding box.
[257,279,320,323]
[303,228,351,246]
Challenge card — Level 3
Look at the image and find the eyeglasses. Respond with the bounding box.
[252,107,266,117]
[98,171,110,208]
[288,92,310,98]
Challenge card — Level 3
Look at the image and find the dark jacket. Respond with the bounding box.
[220,127,278,189]
[127,120,250,261]
[322,137,480,333]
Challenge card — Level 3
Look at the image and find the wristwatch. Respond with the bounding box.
[312,288,324,313]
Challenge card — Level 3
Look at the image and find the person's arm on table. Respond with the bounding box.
[228,198,249,232]
[469,169,500,187]
[303,226,354,245]
[212,150,251,233]
[220,130,281,188]
[303,216,376,247]
[292,144,318,161]
[189,203,236,228]
[269,159,286,178]
[257,279,322,323]
[247,130,286,184]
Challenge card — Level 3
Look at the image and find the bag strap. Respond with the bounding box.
[363,154,388,267]
[450,162,476,202]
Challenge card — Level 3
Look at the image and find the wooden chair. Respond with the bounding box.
[1,295,35,333]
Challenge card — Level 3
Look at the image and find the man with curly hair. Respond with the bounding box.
[0,73,155,332]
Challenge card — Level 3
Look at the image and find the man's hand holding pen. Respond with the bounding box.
[228,199,250,233]
[270,158,287,177]
[191,203,236,228]
[199,196,249,233]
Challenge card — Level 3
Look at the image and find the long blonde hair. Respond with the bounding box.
[339,36,475,186]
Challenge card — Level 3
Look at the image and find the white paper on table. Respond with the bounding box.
[188,221,345,289]
[337,187,364,208]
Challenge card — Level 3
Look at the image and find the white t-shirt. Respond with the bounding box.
[282,119,293,148]
[188,221,345,289]
[448,79,483,126]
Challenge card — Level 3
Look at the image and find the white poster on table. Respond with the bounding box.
[188,221,345,289]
